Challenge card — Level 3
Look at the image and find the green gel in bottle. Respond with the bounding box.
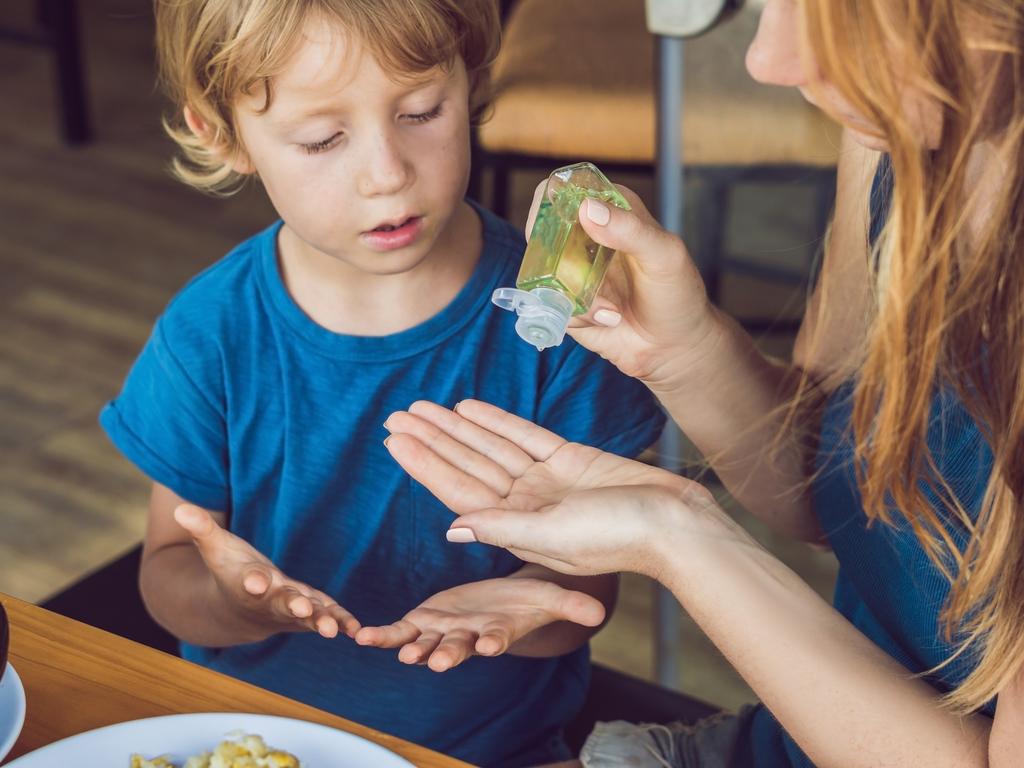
[492,162,631,350]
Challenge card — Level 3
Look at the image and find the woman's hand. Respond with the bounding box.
[525,181,720,393]
[384,399,719,579]
[353,575,605,672]
[173,504,361,641]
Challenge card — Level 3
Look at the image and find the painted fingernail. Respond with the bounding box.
[585,198,610,225]
[446,527,477,543]
[593,309,622,327]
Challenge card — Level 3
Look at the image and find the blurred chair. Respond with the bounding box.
[473,0,840,326]
[565,663,718,753]
[41,544,178,655]
[0,0,92,144]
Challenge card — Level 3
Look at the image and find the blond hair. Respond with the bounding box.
[800,0,1024,712]
[154,0,500,194]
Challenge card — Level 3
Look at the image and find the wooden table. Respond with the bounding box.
[1,594,471,766]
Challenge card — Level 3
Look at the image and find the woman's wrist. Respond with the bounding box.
[641,302,732,399]
[644,484,753,585]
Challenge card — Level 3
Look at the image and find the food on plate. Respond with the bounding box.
[130,733,300,767]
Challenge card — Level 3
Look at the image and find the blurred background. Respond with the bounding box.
[0,0,839,713]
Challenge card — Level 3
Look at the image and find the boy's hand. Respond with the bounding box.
[353,576,604,672]
[173,504,361,642]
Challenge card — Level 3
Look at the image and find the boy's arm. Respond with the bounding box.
[504,565,618,657]
[140,483,360,647]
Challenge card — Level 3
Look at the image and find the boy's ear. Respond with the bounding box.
[183,105,255,175]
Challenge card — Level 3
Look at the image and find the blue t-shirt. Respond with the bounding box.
[746,159,996,766]
[100,204,665,768]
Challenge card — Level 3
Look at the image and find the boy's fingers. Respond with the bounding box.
[428,629,477,672]
[310,603,339,638]
[241,566,272,596]
[399,631,443,664]
[269,586,308,622]
[306,588,361,638]
[173,504,227,550]
[327,604,362,638]
[355,620,420,648]
[475,621,512,656]
[551,589,607,628]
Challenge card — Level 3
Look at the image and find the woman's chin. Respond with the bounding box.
[848,129,891,152]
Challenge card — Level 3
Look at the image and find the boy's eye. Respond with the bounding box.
[300,132,342,154]
[404,103,444,124]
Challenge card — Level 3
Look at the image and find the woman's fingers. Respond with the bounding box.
[384,433,501,515]
[405,401,536,477]
[447,508,550,554]
[452,400,567,461]
[578,195,685,280]
[523,178,548,240]
[385,407,518,493]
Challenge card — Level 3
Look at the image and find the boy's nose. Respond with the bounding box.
[357,133,414,198]
[745,0,809,88]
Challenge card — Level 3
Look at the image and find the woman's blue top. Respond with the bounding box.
[746,156,996,766]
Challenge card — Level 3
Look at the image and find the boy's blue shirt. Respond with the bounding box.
[100,204,665,767]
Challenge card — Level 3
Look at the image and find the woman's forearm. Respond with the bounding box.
[652,502,991,767]
[140,543,272,647]
[653,306,823,541]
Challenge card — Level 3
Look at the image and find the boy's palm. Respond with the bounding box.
[354,576,604,672]
[174,504,360,641]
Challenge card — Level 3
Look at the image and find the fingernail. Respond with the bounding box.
[383,436,393,449]
[593,309,622,327]
[585,198,610,226]
[446,527,477,543]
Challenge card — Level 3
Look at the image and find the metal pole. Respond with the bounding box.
[653,33,685,690]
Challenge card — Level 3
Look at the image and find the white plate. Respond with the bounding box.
[5,712,415,767]
[0,663,27,762]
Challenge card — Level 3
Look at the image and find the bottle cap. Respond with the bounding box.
[492,287,574,351]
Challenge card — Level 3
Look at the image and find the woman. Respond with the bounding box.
[381,0,1024,765]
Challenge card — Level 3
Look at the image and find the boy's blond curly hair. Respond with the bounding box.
[155,0,501,194]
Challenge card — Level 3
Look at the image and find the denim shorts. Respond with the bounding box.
[579,704,759,768]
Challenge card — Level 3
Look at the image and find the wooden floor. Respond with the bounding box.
[0,0,836,712]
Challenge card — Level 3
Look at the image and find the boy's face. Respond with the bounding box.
[232,18,472,275]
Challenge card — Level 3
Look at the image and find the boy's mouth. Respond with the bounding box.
[369,216,416,232]
[361,215,425,252]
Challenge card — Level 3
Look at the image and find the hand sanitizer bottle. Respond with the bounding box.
[492,162,631,351]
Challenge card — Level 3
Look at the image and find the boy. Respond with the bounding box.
[101,1,665,765]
